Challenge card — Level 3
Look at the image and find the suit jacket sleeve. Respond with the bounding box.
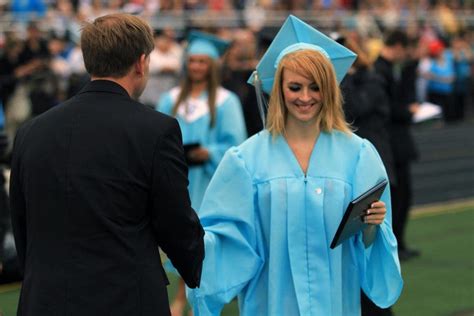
[151,118,205,288]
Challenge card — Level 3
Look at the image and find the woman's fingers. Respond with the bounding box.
[364,215,385,225]
[366,208,386,215]
[370,200,385,209]
[364,201,387,225]
[365,214,385,221]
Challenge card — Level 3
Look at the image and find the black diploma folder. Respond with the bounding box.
[330,179,388,249]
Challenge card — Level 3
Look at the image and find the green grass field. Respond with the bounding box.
[1,202,473,316]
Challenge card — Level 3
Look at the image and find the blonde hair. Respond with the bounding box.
[266,49,351,136]
[172,56,220,127]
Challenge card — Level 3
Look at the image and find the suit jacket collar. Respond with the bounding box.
[78,80,131,98]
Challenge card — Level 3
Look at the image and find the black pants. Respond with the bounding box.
[361,290,393,316]
[453,92,467,121]
[360,163,412,315]
[428,92,455,122]
[391,162,412,250]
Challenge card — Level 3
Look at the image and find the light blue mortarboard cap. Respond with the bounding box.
[187,30,231,60]
[248,15,357,94]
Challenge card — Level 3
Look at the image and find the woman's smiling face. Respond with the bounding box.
[281,68,322,126]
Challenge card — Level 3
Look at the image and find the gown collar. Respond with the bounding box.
[276,131,327,178]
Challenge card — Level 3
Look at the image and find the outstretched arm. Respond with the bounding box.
[188,148,263,316]
[151,118,204,288]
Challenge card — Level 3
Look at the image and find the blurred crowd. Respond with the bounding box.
[0,0,473,18]
[0,1,472,138]
[0,0,473,285]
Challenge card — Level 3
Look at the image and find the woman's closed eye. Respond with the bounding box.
[287,83,319,92]
[288,84,301,92]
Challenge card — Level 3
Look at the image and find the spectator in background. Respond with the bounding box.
[0,103,20,285]
[1,32,43,150]
[451,31,473,121]
[17,21,50,67]
[0,103,9,276]
[140,28,183,107]
[423,39,455,122]
[374,29,420,263]
[15,21,54,117]
[78,0,111,21]
[66,41,89,99]
[0,35,24,113]
[416,39,431,103]
[157,31,246,316]
[221,28,262,137]
[11,0,46,23]
[47,35,71,101]
[45,0,77,42]
[434,2,459,38]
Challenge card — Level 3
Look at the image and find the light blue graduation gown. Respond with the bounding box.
[188,129,403,316]
[157,87,246,209]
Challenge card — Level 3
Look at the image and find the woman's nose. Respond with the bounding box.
[299,89,312,102]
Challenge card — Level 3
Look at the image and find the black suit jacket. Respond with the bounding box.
[10,80,204,316]
[341,67,396,184]
[374,56,419,164]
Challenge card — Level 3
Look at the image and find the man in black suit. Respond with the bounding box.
[373,30,420,262]
[360,29,420,316]
[9,13,204,316]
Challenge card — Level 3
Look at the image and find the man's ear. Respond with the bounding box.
[135,54,147,76]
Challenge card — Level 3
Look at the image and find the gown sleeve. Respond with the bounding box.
[188,147,264,316]
[204,93,247,175]
[352,139,403,308]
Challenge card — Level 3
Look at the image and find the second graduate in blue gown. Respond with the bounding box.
[157,31,246,210]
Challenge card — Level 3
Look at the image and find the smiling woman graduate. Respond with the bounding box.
[187,15,403,316]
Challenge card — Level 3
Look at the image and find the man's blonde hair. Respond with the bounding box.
[266,49,351,136]
[81,13,154,78]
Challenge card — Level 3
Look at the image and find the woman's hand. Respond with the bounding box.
[364,201,386,225]
[187,147,210,163]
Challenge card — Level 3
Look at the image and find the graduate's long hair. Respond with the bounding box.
[266,49,352,136]
[171,56,220,127]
